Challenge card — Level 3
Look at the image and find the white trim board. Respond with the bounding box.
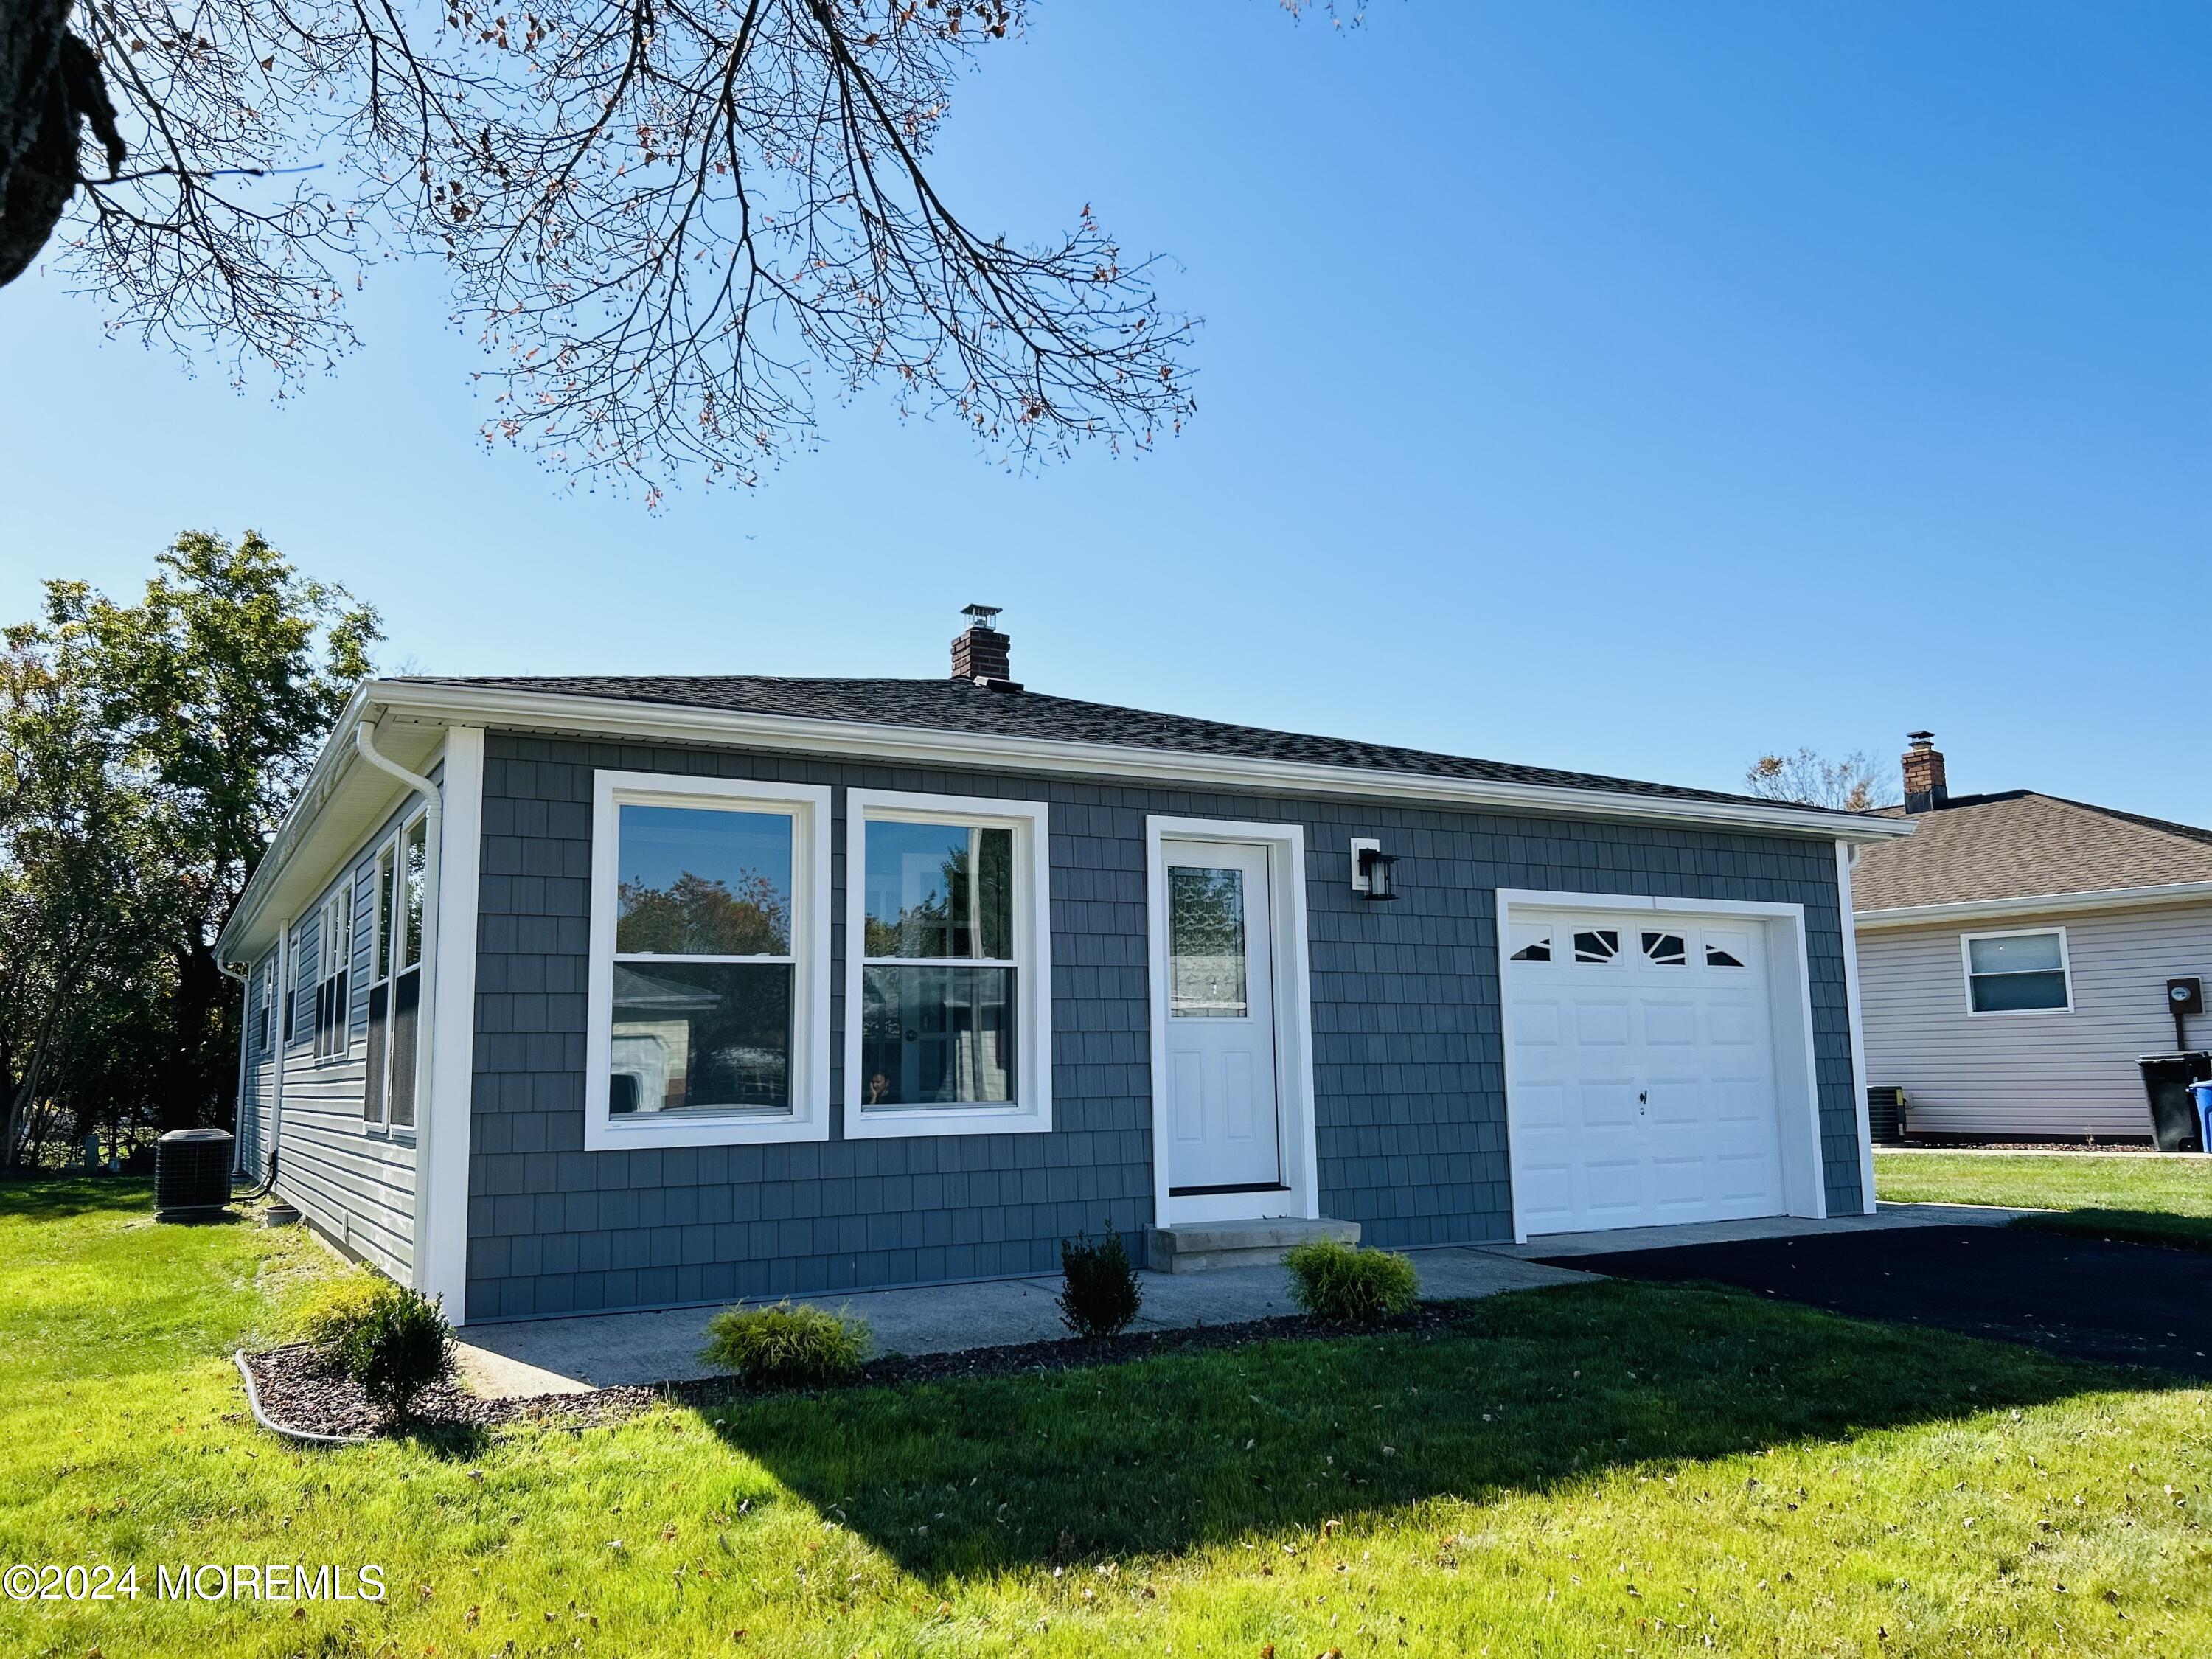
[417,728,484,1317]
[1493,888,1831,1244]
[1854,880,2212,930]
[1834,842,1878,1217]
[840,789,1054,1139]
[1145,816,1321,1227]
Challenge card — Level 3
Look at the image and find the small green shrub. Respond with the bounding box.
[288,1269,389,1349]
[1057,1227,1143,1338]
[336,1284,454,1417]
[700,1301,869,1387]
[1282,1239,1420,1325]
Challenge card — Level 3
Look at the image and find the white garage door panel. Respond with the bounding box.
[1506,909,1788,1235]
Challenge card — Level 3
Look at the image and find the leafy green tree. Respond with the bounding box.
[0,630,170,1164]
[1,532,378,1159]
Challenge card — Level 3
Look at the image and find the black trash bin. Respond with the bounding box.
[2139,1053,2212,1152]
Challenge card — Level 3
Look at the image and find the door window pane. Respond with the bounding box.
[863,820,1013,960]
[616,805,793,955]
[859,964,1015,1105]
[1169,866,1248,1018]
[611,961,793,1113]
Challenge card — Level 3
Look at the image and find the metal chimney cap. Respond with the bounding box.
[960,603,1003,630]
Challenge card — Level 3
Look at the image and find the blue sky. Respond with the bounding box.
[3,2,2206,821]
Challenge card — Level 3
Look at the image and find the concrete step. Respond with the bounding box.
[1146,1216,1360,1274]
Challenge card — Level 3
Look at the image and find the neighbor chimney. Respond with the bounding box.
[952,603,1020,690]
[1902,731,1948,814]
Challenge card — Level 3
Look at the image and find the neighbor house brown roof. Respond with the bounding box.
[1849,791,2212,913]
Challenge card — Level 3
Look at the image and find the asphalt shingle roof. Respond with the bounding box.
[1848,791,2212,912]
[408,674,1852,815]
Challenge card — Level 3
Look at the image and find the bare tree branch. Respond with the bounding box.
[2,0,1201,497]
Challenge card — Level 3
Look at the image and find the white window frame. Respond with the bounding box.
[844,790,1052,1138]
[585,771,832,1150]
[1959,925,2073,1018]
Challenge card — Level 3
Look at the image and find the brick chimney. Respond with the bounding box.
[951,604,1020,691]
[1902,731,1948,814]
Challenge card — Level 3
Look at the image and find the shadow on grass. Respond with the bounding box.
[698,1279,2178,1579]
[2013,1210,2212,1253]
[0,1175,154,1222]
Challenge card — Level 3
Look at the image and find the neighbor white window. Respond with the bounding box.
[844,790,1051,1138]
[1961,928,2072,1015]
[585,773,831,1149]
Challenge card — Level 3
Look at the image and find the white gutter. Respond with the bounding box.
[1854,879,2212,930]
[368,679,1917,844]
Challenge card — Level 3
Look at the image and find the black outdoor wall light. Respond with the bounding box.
[1349,838,1399,902]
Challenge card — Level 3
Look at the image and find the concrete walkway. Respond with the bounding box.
[455,1244,1596,1399]
[453,1206,2028,1399]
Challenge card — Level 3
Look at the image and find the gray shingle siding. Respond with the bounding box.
[466,732,1865,1321]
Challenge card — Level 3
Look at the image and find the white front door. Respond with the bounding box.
[1505,909,1787,1234]
[1163,841,1282,1192]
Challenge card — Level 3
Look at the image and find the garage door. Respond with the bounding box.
[1504,908,1787,1234]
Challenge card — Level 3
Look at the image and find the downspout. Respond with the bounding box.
[218,959,251,1175]
[354,716,444,1288]
[262,919,291,1191]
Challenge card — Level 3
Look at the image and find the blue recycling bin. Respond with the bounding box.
[2193,1082,2212,1153]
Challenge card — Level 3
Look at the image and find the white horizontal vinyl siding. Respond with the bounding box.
[273,810,421,1281]
[1858,899,2212,1137]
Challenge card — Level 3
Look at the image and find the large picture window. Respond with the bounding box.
[585,773,830,1149]
[845,790,1051,1138]
[1962,928,2072,1015]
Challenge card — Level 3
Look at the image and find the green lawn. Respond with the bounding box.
[1877,1150,2212,1251]
[3,1181,2208,1657]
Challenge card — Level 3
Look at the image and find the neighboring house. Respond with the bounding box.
[215,611,1907,1324]
[1850,733,2212,1141]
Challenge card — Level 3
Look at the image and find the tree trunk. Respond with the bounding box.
[161,937,226,1133]
[0,0,124,288]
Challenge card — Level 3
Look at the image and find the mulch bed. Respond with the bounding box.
[243,1301,1486,1441]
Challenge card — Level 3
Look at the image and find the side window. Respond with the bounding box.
[362,814,428,1130]
[312,891,350,1062]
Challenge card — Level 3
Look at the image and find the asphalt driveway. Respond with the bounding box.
[1538,1224,2212,1380]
